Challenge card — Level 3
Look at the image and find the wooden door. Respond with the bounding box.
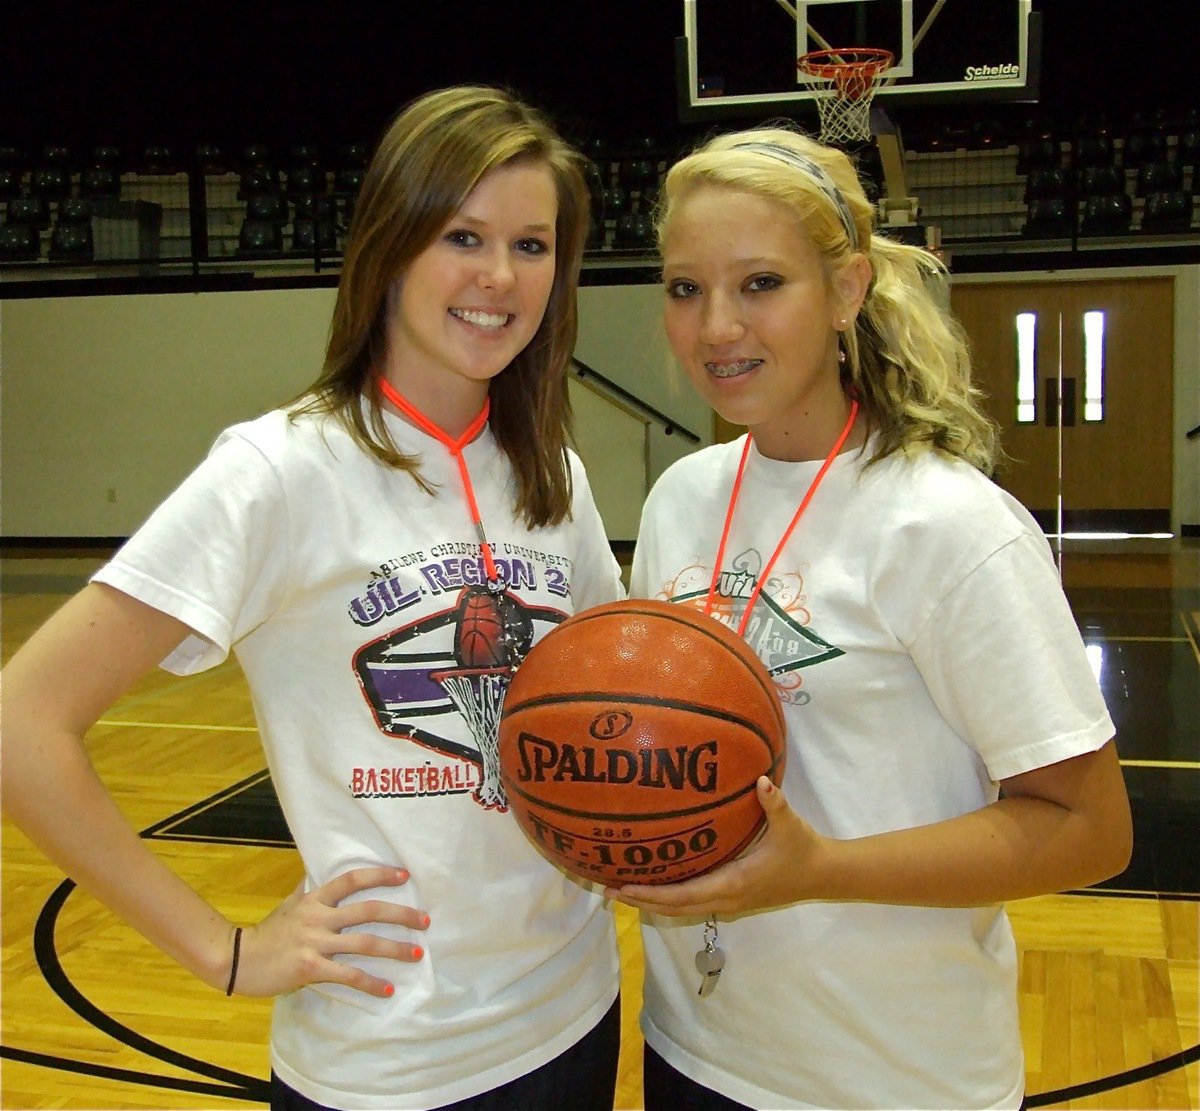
[952,277,1174,532]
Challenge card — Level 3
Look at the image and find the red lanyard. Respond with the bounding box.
[704,400,859,637]
[377,377,502,585]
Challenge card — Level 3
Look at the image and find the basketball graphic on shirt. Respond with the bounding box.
[454,587,508,668]
[451,585,535,671]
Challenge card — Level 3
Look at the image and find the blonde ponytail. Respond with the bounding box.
[848,234,999,473]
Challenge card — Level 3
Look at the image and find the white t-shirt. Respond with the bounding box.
[630,436,1115,1110]
[95,405,625,1110]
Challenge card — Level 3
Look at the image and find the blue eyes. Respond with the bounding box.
[665,275,783,298]
[443,229,550,255]
[666,280,698,299]
[747,274,783,292]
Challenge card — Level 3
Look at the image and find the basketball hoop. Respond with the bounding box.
[797,47,894,146]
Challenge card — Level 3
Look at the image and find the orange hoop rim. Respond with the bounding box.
[797,47,894,96]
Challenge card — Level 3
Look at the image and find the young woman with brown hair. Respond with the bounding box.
[2,86,624,1111]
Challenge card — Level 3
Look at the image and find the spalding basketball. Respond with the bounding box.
[498,599,786,886]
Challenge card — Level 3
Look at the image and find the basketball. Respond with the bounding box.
[454,587,507,669]
[498,599,786,886]
[452,586,533,670]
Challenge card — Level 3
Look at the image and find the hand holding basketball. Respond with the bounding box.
[605,775,830,917]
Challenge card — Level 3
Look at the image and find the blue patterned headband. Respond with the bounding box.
[732,141,860,249]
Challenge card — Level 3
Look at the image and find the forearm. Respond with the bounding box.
[3,726,235,990]
[3,585,430,1003]
[611,745,1132,916]
[811,792,1127,907]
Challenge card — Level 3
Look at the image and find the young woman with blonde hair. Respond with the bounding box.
[2,86,624,1110]
[614,126,1132,1110]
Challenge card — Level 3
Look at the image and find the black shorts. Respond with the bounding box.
[642,1044,752,1111]
[271,995,620,1111]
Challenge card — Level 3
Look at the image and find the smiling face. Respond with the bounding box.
[382,159,559,434]
[661,185,869,461]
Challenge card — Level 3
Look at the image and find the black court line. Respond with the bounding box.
[11,772,1199,1108]
[0,1045,267,1104]
[1070,887,1200,901]
[2,775,293,1104]
[1026,1042,1200,1107]
[30,878,271,1102]
[143,770,293,847]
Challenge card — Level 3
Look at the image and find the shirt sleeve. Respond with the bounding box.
[906,529,1115,781]
[92,427,292,676]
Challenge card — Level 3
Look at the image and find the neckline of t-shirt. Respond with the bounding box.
[741,431,872,485]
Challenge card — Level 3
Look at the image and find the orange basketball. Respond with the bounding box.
[498,599,786,886]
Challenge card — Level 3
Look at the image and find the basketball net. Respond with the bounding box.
[797,48,893,147]
[432,667,510,810]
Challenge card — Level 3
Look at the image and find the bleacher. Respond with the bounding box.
[2,105,1198,275]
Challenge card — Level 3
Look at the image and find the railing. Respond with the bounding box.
[567,358,703,540]
[571,358,699,443]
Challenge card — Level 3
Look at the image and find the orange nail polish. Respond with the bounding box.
[383,983,395,997]
[422,913,431,928]
[412,945,424,960]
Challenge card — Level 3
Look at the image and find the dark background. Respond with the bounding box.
[1,1,1193,155]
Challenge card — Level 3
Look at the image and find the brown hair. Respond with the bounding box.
[292,85,591,526]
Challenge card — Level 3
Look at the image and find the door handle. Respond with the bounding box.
[1043,378,1077,427]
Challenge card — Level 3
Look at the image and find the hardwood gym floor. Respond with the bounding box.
[1,541,1196,1110]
